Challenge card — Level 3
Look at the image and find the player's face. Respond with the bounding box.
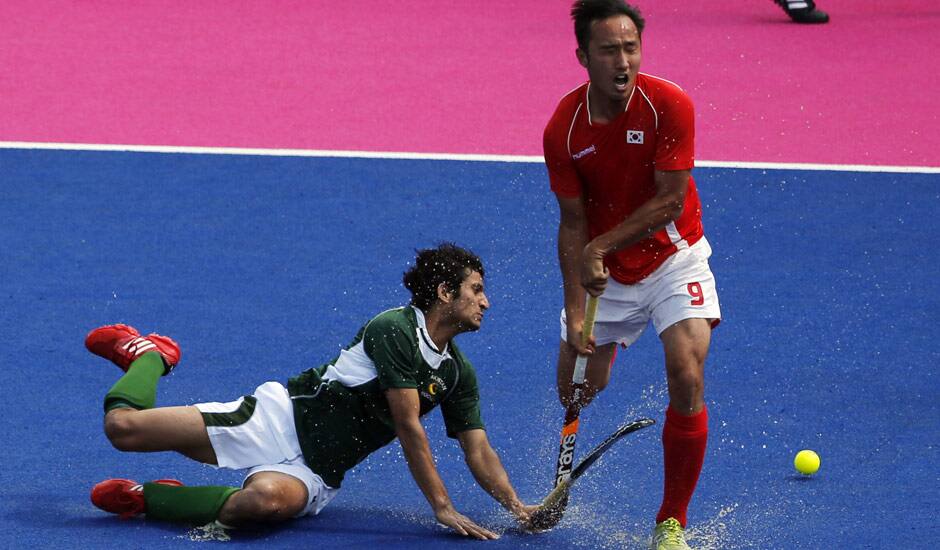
[578,15,642,108]
[449,270,489,332]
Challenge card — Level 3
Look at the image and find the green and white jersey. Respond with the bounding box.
[287,306,483,488]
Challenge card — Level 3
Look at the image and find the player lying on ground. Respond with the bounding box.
[87,243,537,540]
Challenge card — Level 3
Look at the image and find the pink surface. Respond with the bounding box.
[1,1,937,166]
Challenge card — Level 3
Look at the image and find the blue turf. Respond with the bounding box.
[1,149,937,548]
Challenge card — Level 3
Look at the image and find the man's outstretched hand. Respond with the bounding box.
[435,505,499,540]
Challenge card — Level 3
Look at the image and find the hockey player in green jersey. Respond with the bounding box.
[87,243,536,540]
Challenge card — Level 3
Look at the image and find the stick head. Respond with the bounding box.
[525,482,571,531]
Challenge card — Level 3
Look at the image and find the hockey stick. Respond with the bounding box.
[535,294,599,531]
[528,417,656,530]
[553,294,599,490]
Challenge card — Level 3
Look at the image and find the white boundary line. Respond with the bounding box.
[1,141,938,174]
[695,159,940,174]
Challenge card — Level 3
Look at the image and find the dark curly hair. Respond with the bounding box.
[571,0,645,51]
[403,243,485,311]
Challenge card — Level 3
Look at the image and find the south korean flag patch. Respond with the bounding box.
[626,130,644,144]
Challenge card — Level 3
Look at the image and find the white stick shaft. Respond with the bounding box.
[572,355,588,384]
[571,295,599,384]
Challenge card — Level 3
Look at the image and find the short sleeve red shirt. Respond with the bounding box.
[543,73,704,284]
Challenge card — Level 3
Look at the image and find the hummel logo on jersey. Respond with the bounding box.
[626,130,644,144]
[572,144,596,160]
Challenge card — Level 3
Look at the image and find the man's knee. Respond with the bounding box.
[665,355,706,413]
[103,409,142,451]
[235,479,307,522]
[665,361,703,393]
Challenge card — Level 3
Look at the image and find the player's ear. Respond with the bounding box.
[436,282,453,304]
[576,48,589,68]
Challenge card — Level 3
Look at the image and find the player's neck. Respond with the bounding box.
[422,309,455,351]
[587,83,632,124]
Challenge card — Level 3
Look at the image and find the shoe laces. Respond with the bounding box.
[656,518,686,544]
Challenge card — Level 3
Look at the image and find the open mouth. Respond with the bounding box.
[614,74,629,91]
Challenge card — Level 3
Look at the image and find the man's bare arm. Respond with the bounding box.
[581,169,691,294]
[556,192,594,354]
[385,388,498,540]
[457,429,536,524]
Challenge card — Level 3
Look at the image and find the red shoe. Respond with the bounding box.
[90,478,184,519]
[85,324,181,374]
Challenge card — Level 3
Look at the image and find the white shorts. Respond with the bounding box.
[195,381,339,516]
[560,238,721,348]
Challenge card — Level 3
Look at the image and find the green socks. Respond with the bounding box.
[144,483,239,525]
[103,354,239,525]
[104,354,239,525]
[104,352,165,412]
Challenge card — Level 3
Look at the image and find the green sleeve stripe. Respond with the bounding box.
[201,396,258,427]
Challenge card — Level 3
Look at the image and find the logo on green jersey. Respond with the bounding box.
[421,374,448,402]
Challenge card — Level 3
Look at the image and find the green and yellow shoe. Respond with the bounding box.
[651,517,691,550]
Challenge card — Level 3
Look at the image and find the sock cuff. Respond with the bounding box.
[104,398,140,412]
[665,405,708,433]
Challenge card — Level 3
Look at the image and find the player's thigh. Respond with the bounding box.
[659,318,711,412]
[647,247,720,387]
[660,317,712,372]
[647,246,717,390]
[106,405,215,462]
[648,246,721,339]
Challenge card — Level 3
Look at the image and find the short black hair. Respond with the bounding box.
[403,243,485,311]
[571,0,645,51]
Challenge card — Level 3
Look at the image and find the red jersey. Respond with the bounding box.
[543,73,704,284]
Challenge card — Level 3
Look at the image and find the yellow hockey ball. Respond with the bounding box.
[794,449,820,475]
